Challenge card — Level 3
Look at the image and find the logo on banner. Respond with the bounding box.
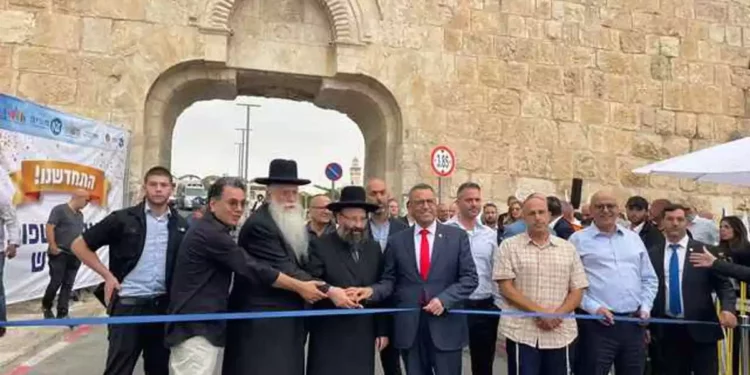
[49,118,63,135]
[0,106,26,124]
[8,160,110,207]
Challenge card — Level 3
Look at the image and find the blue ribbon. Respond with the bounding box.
[2,308,748,328]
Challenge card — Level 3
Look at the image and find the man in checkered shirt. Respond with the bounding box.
[493,193,589,375]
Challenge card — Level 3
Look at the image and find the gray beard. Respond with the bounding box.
[269,202,309,262]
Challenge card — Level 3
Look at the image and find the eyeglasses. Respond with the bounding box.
[411,199,436,207]
[594,203,617,211]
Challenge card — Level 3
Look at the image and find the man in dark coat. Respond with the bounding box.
[305,186,389,375]
[223,159,356,375]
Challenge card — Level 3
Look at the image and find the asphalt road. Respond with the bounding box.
[18,325,508,375]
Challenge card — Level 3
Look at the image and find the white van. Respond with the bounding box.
[176,182,206,210]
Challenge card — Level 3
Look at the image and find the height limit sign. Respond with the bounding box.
[430,145,455,204]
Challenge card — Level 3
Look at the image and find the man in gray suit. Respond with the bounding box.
[350,183,478,375]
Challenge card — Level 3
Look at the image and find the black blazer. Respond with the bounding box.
[639,220,664,250]
[82,202,188,306]
[553,217,575,240]
[649,238,736,343]
[229,203,313,311]
[367,217,410,243]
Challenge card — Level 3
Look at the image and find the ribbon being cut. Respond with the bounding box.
[0,308,741,328]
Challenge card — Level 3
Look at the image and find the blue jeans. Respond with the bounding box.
[0,253,6,322]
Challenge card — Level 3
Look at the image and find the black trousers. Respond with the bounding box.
[401,312,462,375]
[575,315,647,375]
[380,336,403,375]
[660,325,717,375]
[41,252,81,315]
[104,296,169,375]
[466,298,500,375]
[506,339,574,375]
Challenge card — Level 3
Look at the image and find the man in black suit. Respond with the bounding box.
[626,196,663,249]
[351,183,478,375]
[305,186,389,375]
[547,196,575,240]
[365,177,409,375]
[648,204,737,375]
[223,159,357,375]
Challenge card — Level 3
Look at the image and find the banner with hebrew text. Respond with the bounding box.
[0,94,130,304]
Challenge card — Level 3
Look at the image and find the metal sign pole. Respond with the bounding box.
[438,177,442,204]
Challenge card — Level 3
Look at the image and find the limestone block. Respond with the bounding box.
[18,72,76,105]
[470,10,505,35]
[502,0,533,16]
[683,84,723,114]
[645,35,661,55]
[31,13,80,50]
[712,115,738,140]
[504,62,529,90]
[545,21,562,40]
[482,143,511,173]
[641,106,656,129]
[584,71,627,102]
[565,46,596,67]
[53,0,146,20]
[82,17,112,53]
[663,82,683,110]
[507,15,527,38]
[477,58,503,88]
[456,56,478,84]
[509,146,552,178]
[9,0,46,8]
[600,8,632,30]
[145,0,190,25]
[618,156,650,187]
[721,45,750,68]
[552,95,573,121]
[688,63,714,84]
[708,24,725,43]
[724,86,745,116]
[695,2,727,23]
[573,152,598,180]
[16,47,79,76]
[521,91,551,118]
[629,78,662,106]
[535,42,565,65]
[529,64,563,94]
[558,121,588,149]
[727,26,742,46]
[610,103,638,131]
[495,37,535,62]
[660,36,680,57]
[675,112,697,138]
[597,51,631,75]
[0,10,35,43]
[632,13,686,37]
[574,98,608,124]
[462,32,494,56]
[581,27,619,50]
[444,29,462,52]
[620,31,645,53]
[655,110,676,135]
[663,136,691,157]
[697,41,720,62]
[0,46,11,68]
[696,114,714,139]
[715,65,731,87]
[488,88,521,116]
[650,55,671,81]
[0,69,13,92]
[632,133,669,160]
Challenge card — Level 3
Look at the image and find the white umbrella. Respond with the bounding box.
[632,137,750,186]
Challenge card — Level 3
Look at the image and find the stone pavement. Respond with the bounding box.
[0,294,105,369]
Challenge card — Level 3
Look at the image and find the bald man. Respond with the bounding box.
[43,189,90,319]
[569,191,658,375]
[365,178,408,375]
[306,194,335,238]
[437,203,451,223]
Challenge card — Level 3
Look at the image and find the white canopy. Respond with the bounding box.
[632,137,750,186]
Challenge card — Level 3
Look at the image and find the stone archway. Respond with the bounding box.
[141,62,403,199]
[137,0,402,201]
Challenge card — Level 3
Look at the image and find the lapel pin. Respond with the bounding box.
[438,233,443,238]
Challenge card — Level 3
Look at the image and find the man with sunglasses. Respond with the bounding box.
[569,191,659,375]
[42,189,90,319]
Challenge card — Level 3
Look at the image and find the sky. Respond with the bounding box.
[170,97,365,193]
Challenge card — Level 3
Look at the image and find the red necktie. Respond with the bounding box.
[419,228,430,280]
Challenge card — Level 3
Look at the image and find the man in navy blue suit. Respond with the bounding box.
[350,183,478,375]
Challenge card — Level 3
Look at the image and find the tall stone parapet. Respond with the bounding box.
[1,0,749,215]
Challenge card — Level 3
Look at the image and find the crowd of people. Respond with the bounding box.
[2,157,750,375]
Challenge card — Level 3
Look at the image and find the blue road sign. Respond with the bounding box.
[325,162,343,182]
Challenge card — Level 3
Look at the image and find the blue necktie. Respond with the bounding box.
[668,244,682,316]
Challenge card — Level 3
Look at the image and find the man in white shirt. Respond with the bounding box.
[0,200,20,337]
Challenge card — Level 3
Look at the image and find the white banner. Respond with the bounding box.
[0,94,130,304]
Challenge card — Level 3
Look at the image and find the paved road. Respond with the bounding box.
[18,325,508,374]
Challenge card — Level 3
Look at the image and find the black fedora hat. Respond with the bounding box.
[253,159,311,186]
[327,186,379,213]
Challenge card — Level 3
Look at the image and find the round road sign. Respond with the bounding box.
[430,145,456,177]
[325,162,343,182]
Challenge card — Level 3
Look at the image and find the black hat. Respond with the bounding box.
[253,159,311,186]
[327,186,379,213]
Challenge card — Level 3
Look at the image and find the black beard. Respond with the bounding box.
[339,229,365,245]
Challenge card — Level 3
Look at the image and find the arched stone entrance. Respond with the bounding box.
[138,0,403,199]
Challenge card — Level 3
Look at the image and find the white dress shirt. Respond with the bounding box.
[631,221,644,234]
[413,220,437,274]
[664,235,689,318]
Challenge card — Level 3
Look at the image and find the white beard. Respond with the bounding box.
[269,201,309,262]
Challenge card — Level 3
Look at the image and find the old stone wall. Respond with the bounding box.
[1,0,749,213]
